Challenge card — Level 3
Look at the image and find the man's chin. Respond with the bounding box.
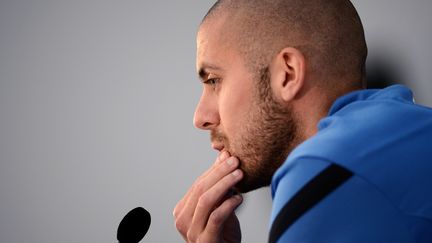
[233,176,271,194]
[230,156,272,193]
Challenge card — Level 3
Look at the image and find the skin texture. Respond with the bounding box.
[209,65,300,193]
[174,151,243,243]
[174,0,367,242]
[173,17,308,243]
[194,15,303,193]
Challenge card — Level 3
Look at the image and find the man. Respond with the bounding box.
[174,0,432,242]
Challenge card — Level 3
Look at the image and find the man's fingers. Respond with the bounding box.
[173,151,230,217]
[195,151,230,186]
[184,151,231,201]
[173,153,236,240]
[181,156,239,216]
[216,151,230,165]
[190,169,243,236]
[205,194,243,236]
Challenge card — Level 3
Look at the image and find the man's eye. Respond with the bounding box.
[204,78,220,88]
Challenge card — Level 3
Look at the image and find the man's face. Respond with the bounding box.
[194,20,299,193]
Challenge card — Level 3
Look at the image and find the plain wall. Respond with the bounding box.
[0,1,431,242]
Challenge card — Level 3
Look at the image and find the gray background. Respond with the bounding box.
[0,0,431,242]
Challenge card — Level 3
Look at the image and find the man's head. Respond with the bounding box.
[194,0,367,192]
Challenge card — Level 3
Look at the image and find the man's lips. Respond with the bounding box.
[211,143,224,152]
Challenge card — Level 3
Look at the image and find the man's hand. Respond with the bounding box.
[173,151,244,243]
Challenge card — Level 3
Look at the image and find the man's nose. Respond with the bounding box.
[193,94,219,130]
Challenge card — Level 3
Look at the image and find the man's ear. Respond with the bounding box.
[269,47,306,102]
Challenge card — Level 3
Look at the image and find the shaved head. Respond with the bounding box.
[201,0,367,89]
[193,0,368,192]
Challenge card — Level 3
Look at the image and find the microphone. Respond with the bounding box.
[117,207,151,243]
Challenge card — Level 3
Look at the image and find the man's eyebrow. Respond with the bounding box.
[198,63,223,81]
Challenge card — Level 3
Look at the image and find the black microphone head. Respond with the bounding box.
[117,207,151,243]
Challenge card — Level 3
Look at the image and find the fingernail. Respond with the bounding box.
[226,157,237,166]
[232,169,241,177]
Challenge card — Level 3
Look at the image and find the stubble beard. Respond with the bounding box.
[211,67,301,193]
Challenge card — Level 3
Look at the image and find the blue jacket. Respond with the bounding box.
[270,85,432,243]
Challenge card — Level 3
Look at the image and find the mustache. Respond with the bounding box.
[210,129,228,145]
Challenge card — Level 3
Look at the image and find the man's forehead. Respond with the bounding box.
[195,46,227,77]
[197,17,226,50]
[195,38,236,75]
[196,18,238,72]
[196,32,221,70]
